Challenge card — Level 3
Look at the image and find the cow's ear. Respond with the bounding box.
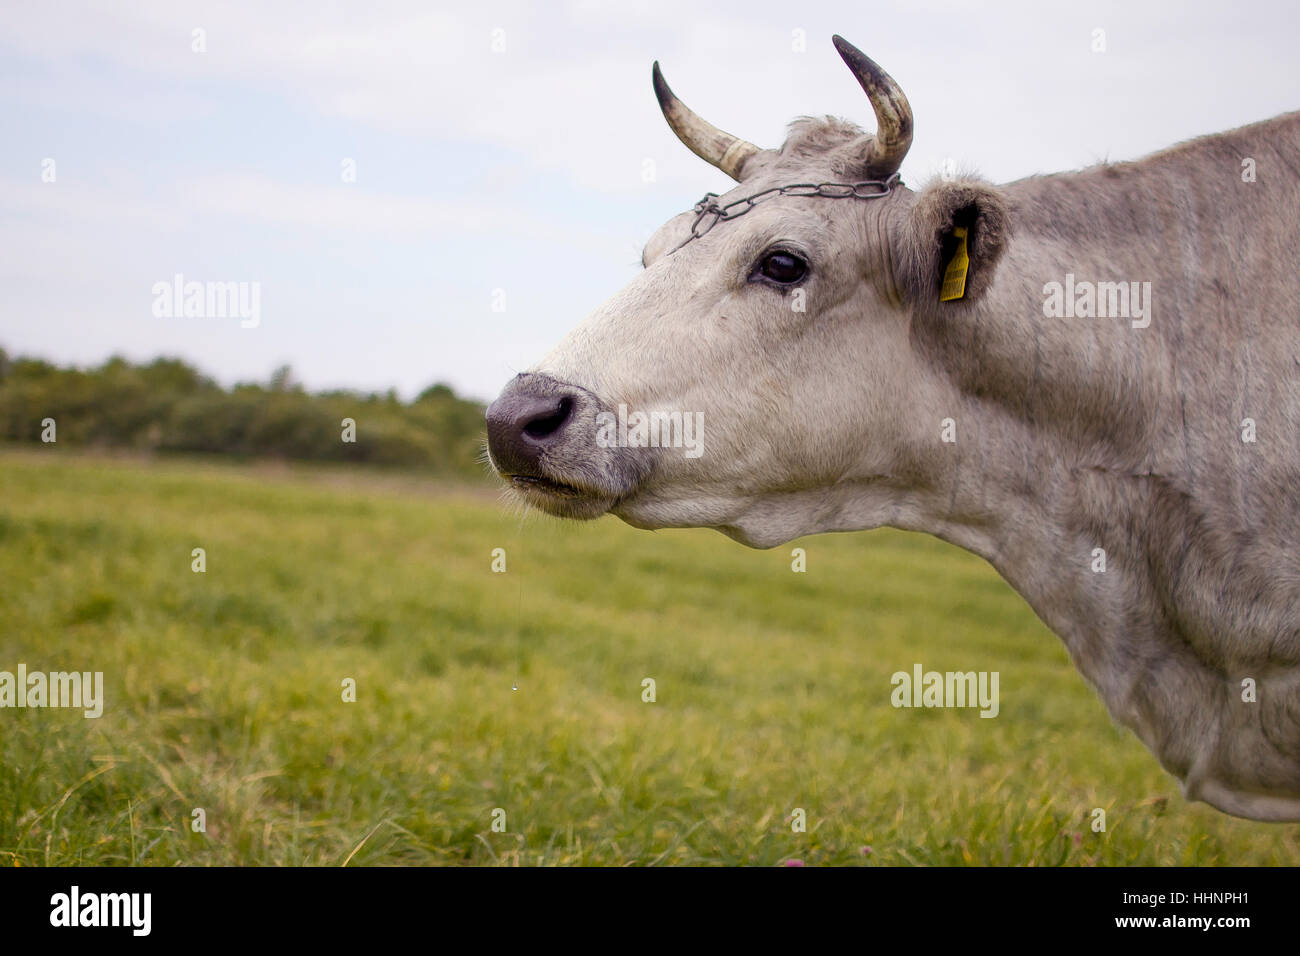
[901,179,1010,304]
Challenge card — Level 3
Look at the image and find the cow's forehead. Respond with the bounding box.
[641,207,697,266]
[641,161,877,269]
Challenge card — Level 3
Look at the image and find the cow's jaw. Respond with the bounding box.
[505,474,617,520]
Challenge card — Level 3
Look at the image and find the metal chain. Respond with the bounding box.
[671,171,901,253]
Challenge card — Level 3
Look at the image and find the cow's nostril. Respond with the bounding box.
[523,396,574,440]
[485,378,583,478]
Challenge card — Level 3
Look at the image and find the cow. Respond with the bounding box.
[485,35,1300,822]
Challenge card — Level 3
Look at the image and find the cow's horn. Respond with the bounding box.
[832,35,913,177]
[652,62,761,181]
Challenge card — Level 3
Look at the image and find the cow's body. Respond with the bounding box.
[485,37,1300,820]
[901,112,1300,821]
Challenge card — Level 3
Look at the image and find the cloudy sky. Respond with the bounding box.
[2,0,1296,402]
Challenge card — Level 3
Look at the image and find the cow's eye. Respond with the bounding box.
[756,250,808,284]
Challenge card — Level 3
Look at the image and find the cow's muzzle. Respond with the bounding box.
[485,373,652,519]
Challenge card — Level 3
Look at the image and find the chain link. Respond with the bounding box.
[673,171,901,252]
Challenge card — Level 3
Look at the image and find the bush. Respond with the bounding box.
[0,349,487,479]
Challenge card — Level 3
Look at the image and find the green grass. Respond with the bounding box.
[1,448,1296,866]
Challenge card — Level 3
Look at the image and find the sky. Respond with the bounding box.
[1,0,1296,403]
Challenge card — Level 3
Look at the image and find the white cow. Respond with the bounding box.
[486,36,1300,821]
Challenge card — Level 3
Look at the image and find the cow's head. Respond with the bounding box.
[486,36,1010,548]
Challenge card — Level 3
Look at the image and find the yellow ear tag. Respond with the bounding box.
[939,225,969,302]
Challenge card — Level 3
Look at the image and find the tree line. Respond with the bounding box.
[0,349,489,480]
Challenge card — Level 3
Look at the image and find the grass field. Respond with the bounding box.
[1,448,1296,866]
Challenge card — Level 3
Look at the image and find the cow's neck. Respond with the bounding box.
[874,137,1300,818]
[869,322,1300,818]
